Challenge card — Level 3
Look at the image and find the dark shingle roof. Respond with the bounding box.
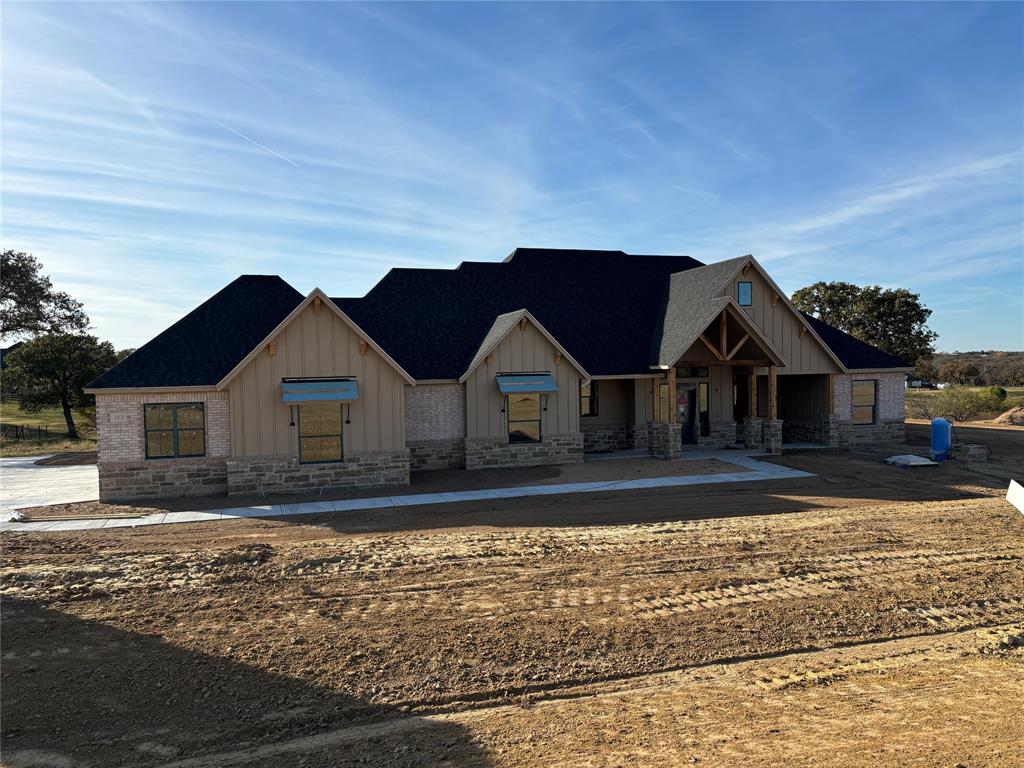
[92,251,908,389]
[88,276,303,388]
[801,312,909,369]
[334,248,704,379]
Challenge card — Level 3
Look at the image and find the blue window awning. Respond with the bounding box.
[282,378,359,403]
[495,372,559,394]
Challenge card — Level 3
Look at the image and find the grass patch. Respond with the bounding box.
[1,399,96,455]
[0,436,97,458]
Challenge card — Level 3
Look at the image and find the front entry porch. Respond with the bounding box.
[648,304,790,458]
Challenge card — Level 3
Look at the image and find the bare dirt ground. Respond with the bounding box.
[2,434,1023,767]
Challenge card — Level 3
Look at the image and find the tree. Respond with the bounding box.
[1,250,89,339]
[913,357,938,383]
[938,360,979,386]
[792,282,937,366]
[3,334,117,439]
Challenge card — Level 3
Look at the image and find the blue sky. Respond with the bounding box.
[3,2,1022,352]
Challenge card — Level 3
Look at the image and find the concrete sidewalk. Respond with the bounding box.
[0,455,813,533]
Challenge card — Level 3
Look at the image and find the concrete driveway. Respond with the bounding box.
[0,455,99,513]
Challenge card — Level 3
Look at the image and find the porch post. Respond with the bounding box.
[769,365,778,420]
[748,371,757,418]
[667,367,677,423]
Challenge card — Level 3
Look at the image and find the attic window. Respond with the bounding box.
[737,282,753,306]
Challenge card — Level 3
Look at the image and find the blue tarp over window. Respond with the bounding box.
[282,378,359,402]
[495,372,559,394]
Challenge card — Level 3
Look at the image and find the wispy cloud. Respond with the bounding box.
[1,2,1021,351]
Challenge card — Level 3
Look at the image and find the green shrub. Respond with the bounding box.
[925,386,1012,423]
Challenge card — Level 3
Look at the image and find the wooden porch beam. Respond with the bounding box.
[769,365,778,420]
[667,367,677,423]
[726,333,750,361]
[749,371,757,418]
[699,334,725,361]
[719,312,728,358]
[827,373,835,416]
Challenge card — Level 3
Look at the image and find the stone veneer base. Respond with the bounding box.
[581,422,630,453]
[465,433,583,470]
[648,422,682,459]
[226,450,410,496]
[98,458,228,502]
[407,438,466,472]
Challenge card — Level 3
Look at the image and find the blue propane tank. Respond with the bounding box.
[931,417,952,460]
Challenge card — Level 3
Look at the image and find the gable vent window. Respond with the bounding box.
[580,380,599,417]
[737,281,753,306]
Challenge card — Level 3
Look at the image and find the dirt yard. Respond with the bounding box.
[2,439,1023,767]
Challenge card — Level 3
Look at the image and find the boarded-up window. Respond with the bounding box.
[508,393,541,443]
[145,403,205,459]
[299,403,343,463]
[580,380,599,417]
[852,381,876,425]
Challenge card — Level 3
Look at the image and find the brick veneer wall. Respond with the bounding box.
[827,372,907,447]
[404,383,464,441]
[226,449,410,496]
[465,433,583,470]
[95,390,230,464]
[95,390,231,501]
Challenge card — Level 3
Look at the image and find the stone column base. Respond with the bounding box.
[648,421,682,459]
[763,419,783,455]
[743,417,764,449]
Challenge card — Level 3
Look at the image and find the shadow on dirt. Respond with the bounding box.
[2,597,492,767]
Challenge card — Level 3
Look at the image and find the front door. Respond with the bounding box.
[677,385,698,445]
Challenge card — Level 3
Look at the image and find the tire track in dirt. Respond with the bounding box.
[630,548,1021,619]
[325,547,1021,620]
[145,623,1024,768]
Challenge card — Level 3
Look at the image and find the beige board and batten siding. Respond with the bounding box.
[228,302,406,457]
[464,321,581,439]
[583,378,628,426]
[727,268,841,375]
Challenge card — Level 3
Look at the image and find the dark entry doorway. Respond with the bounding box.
[676,384,698,445]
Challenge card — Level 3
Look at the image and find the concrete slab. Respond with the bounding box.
[221,505,282,519]
[388,493,447,508]
[439,489,500,503]
[278,501,335,516]
[0,455,98,511]
[2,454,817,533]
[332,496,394,512]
